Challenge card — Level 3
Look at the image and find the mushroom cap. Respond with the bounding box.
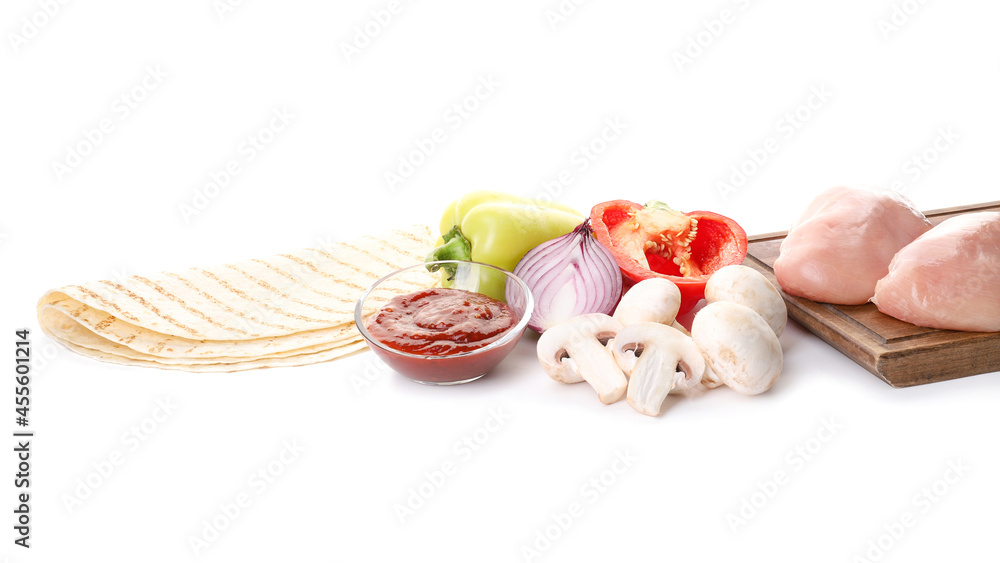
[705,265,787,337]
[691,302,783,395]
[613,278,682,327]
[699,363,724,390]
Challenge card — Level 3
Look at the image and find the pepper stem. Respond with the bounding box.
[425,226,473,279]
[644,201,681,215]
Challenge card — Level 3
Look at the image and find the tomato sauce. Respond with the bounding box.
[366,288,519,356]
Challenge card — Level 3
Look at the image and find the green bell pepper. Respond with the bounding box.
[426,191,584,300]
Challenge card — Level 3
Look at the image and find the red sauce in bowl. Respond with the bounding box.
[366,288,518,355]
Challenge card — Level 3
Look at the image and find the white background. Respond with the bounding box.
[2,0,999,561]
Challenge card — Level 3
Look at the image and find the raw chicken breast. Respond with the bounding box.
[774,186,932,304]
[872,212,1000,332]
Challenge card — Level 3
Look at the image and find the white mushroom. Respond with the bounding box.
[699,363,723,390]
[613,322,705,416]
[613,278,682,326]
[669,320,691,336]
[691,302,782,395]
[536,314,627,404]
[704,265,787,337]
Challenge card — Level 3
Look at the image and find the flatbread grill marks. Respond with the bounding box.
[133,275,255,337]
[68,285,143,323]
[248,258,352,304]
[192,268,330,326]
[98,280,206,338]
[162,272,298,333]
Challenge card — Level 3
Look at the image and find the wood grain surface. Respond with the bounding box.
[743,201,1000,388]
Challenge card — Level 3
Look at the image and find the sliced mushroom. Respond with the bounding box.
[613,278,682,327]
[704,265,787,337]
[536,314,627,404]
[691,302,782,395]
[613,322,705,416]
[669,320,691,336]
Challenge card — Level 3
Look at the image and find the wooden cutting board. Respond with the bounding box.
[743,201,1000,388]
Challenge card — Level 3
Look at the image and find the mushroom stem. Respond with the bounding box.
[614,323,705,416]
[536,314,628,404]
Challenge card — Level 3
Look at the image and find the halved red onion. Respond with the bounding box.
[506,219,623,333]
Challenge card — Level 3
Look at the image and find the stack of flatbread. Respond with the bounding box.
[37,224,438,371]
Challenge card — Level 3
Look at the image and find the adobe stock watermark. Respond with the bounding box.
[29,338,61,376]
[351,354,392,396]
[671,0,753,73]
[62,398,178,514]
[536,117,627,203]
[716,84,834,201]
[178,106,295,222]
[521,449,637,561]
[340,0,411,64]
[188,439,305,556]
[544,0,589,31]
[851,459,969,563]
[212,0,248,21]
[393,407,510,524]
[888,126,958,195]
[727,416,842,532]
[7,0,71,54]
[384,74,500,192]
[877,0,930,41]
[51,64,168,183]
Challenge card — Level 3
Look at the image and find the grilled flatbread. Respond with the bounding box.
[37,225,437,371]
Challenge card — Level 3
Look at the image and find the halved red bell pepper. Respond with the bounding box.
[590,200,748,314]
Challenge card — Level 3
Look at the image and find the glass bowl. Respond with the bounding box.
[354,260,534,385]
